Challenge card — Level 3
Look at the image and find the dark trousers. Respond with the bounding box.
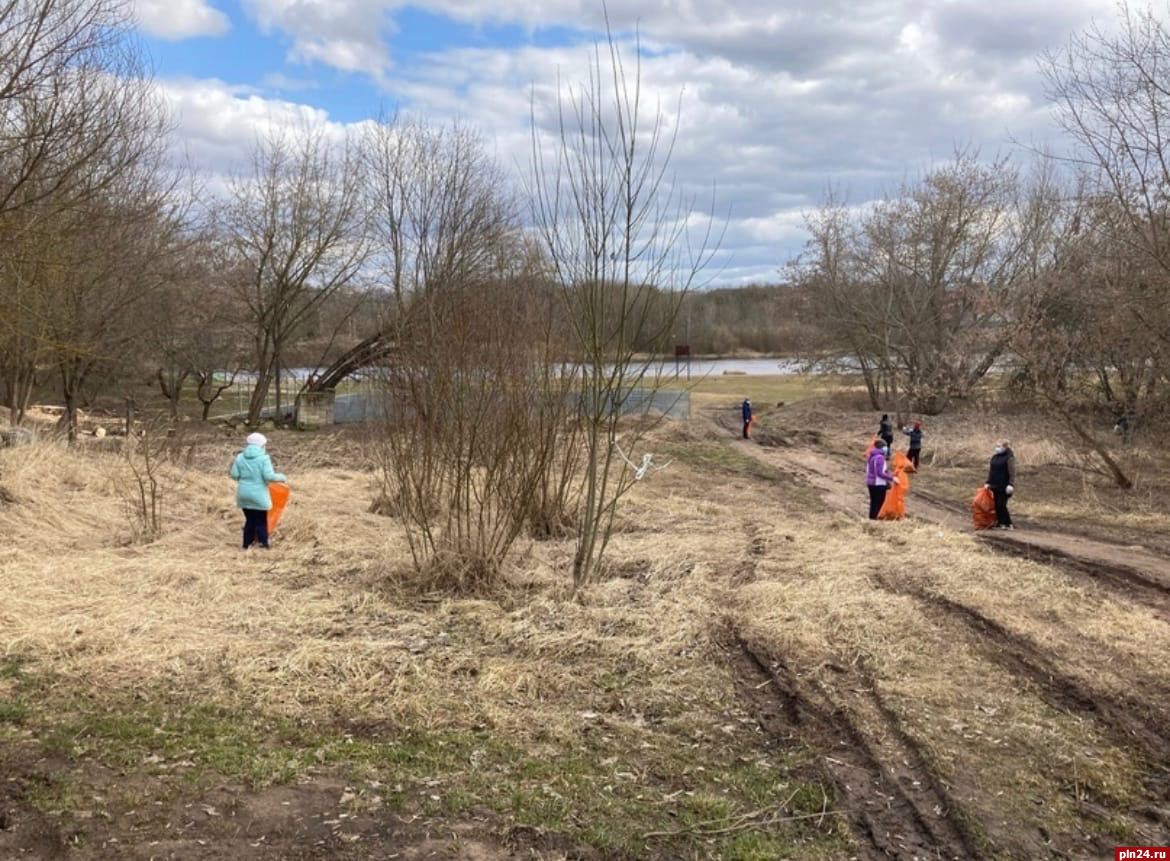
[908,448,920,469]
[991,489,1012,527]
[243,508,269,548]
[868,485,888,520]
[743,420,751,439]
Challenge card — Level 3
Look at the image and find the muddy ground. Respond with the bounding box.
[3,399,1170,859]
[734,405,1170,860]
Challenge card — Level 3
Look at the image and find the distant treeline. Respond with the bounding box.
[270,282,812,372]
[677,283,817,356]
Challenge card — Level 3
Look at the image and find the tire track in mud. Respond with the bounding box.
[977,529,1170,614]
[869,571,1170,826]
[769,441,1170,615]
[914,486,1170,606]
[723,427,1170,847]
[723,628,983,861]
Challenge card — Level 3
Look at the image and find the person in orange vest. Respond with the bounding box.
[230,432,287,549]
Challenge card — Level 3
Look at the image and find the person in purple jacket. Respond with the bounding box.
[865,440,900,520]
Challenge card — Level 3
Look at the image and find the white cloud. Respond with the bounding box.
[160,0,1127,283]
[158,77,342,175]
[134,0,230,40]
[242,0,394,79]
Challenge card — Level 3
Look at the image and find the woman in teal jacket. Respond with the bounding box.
[229,432,287,549]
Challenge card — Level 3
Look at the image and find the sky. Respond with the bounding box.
[131,0,1123,286]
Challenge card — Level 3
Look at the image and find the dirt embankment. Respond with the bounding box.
[717,403,1170,858]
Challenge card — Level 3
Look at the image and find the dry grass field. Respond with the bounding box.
[3,382,1170,860]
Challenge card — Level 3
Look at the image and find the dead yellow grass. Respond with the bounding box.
[729,513,1148,847]
[0,434,747,747]
[4,404,1170,854]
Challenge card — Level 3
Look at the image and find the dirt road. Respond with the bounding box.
[725,428,1170,859]
[768,441,1170,608]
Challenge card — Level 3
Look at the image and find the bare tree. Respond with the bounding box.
[218,124,370,425]
[37,166,193,439]
[792,151,1057,414]
[0,0,176,425]
[1012,2,1170,483]
[0,0,150,220]
[364,113,516,308]
[373,264,560,591]
[529,18,720,590]
[147,237,252,420]
[1011,191,1169,488]
[1041,3,1170,297]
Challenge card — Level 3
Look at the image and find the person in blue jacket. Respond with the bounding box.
[741,398,753,439]
[230,432,287,549]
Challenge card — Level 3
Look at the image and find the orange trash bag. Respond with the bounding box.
[877,451,915,520]
[267,482,290,535]
[891,450,916,476]
[971,486,996,530]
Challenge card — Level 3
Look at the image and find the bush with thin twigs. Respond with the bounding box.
[371,277,563,593]
[113,417,179,543]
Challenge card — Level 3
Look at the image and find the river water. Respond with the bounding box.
[641,357,805,378]
[240,357,809,384]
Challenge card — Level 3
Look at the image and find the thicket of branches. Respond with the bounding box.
[528,22,719,588]
[0,0,185,435]
[364,115,567,590]
[785,5,1170,489]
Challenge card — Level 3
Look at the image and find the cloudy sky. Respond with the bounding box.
[132,0,1121,286]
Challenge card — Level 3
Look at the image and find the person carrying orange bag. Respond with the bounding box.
[865,440,900,520]
[985,438,1016,529]
[230,432,288,550]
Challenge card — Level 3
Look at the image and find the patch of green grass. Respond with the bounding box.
[577,819,654,858]
[719,761,828,811]
[680,791,734,823]
[0,657,30,680]
[4,682,849,859]
[1085,815,1137,844]
[0,657,41,725]
[660,440,783,481]
[16,769,82,814]
[0,699,28,723]
[722,830,805,861]
[683,373,843,406]
[36,699,313,788]
[785,780,835,816]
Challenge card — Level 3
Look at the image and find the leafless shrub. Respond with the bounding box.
[372,275,561,593]
[528,18,720,589]
[115,417,171,543]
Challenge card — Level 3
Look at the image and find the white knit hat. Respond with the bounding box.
[246,432,267,447]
